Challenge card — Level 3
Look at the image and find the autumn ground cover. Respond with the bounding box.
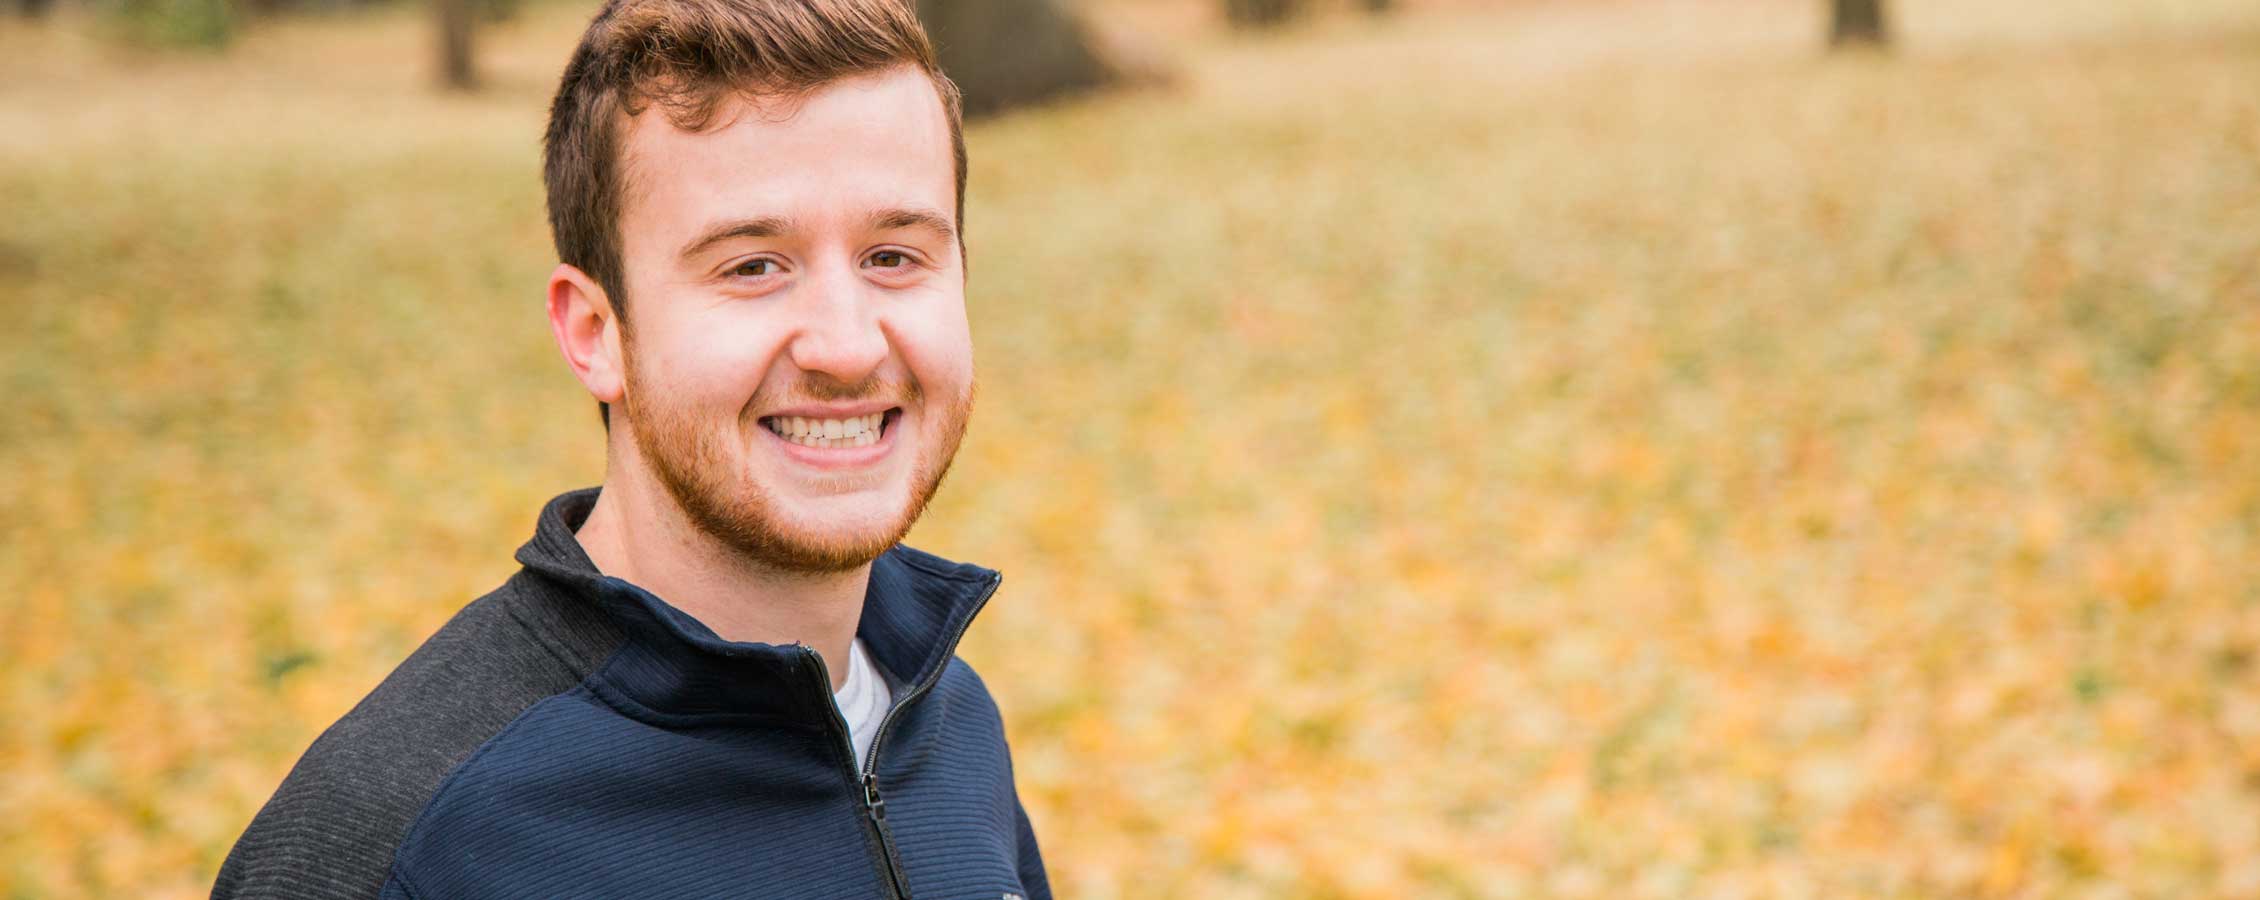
[3,0,2258,896]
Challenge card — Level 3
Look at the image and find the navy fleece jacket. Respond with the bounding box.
[213,487,1049,899]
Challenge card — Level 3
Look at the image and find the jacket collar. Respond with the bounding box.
[512,486,1003,723]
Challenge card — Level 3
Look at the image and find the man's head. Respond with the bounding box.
[541,0,974,573]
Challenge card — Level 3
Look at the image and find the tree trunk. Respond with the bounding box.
[437,0,477,90]
[1223,0,1296,29]
[19,0,56,20]
[916,0,1119,117]
[1829,0,1888,49]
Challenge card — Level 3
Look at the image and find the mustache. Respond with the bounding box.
[755,373,922,409]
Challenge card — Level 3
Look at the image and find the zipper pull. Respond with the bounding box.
[862,771,887,823]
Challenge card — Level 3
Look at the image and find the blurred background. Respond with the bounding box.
[4,0,2259,896]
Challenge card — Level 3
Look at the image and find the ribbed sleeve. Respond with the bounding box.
[211,577,623,899]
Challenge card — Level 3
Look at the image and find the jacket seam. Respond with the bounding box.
[387,868,423,900]
[499,574,616,677]
[381,679,610,891]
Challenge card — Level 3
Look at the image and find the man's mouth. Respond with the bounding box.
[759,409,897,449]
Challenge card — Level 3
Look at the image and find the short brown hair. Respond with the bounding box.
[542,0,966,427]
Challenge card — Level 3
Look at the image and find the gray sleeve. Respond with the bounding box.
[213,580,621,899]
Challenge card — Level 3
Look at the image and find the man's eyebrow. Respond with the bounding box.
[869,207,957,244]
[678,215,797,263]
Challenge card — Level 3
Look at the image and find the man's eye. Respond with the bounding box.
[865,251,910,269]
[731,259,779,277]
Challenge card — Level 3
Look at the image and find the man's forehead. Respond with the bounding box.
[614,66,954,224]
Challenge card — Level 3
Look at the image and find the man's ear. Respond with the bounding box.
[547,263,626,408]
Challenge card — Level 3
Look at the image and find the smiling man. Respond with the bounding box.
[211,2,1047,898]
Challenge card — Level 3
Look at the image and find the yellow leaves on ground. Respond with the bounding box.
[4,0,2259,896]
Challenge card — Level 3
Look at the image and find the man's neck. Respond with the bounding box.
[573,462,869,694]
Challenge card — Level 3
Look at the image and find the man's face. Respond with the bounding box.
[610,65,970,573]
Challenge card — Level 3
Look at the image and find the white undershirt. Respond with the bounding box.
[832,637,893,770]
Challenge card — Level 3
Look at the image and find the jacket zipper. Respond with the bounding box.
[800,570,1004,900]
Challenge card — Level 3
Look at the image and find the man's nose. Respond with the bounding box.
[784,264,889,384]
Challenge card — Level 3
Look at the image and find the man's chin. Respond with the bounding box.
[711,502,917,573]
[634,419,960,573]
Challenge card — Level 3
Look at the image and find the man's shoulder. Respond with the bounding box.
[919,654,1016,766]
[212,571,625,900]
[289,571,624,774]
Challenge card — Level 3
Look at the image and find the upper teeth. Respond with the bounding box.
[766,412,886,448]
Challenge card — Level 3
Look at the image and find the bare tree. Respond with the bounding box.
[1829,0,1889,48]
[437,0,477,90]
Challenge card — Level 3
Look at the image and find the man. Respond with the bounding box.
[212,1,1048,897]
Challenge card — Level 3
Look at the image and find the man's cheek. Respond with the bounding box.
[669,336,785,398]
[895,308,974,389]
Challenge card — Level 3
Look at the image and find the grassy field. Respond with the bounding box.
[4,0,2259,896]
